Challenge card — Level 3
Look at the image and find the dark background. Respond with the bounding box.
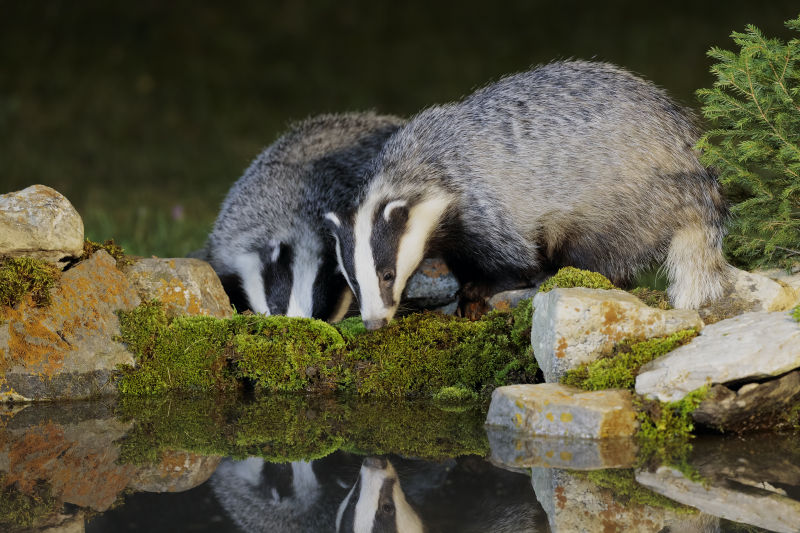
[2,1,798,256]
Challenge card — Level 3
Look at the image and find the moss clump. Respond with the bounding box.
[539,266,617,293]
[433,385,479,405]
[0,477,59,529]
[792,305,800,322]
[232,315,346,392]
[348,306,537,398]
[83,238,126,261]
[573,469,694,513]
[334,315,367,343]
[636,387,708,466]
[0,257,60,309]
[562,329,698,391]
[116,300,236,395]
[628,287,672,310]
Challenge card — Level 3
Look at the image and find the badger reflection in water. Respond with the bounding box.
[211,453,540,532]
[337,456,541,533]
[210,453,361,532]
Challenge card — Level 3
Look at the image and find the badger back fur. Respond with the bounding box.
[325,61,729,329]
[208,112,404,321]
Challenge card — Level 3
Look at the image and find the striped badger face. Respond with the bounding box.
[325,196,450,330]
[336,457,423,533]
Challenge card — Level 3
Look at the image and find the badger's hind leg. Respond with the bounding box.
[665,223,730,309]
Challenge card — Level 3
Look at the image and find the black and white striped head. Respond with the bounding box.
[335,457,424,533]
[227,238,351,322]
[325,193,451,330]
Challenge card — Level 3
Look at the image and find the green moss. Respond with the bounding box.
[539,266,617,293]
[433,385,479,405]
[334,315,367,342]
[0,257,60,309]
[83,238,126,262]
[233,315,345,392]
[0,476,59,529]
[349,308,536,398]
[572,469,694,513]
[628,287,672,310]
[636,387,708,466]
[792,305,800,322]
[562,329,698,391]
[116,300,236,395]
[117,298,536,399]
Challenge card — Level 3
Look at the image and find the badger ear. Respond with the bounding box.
[324,212,342,233]
[382,199,408,225]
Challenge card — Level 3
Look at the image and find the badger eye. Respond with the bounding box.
[382,270,395,283]
[382,502,395,515]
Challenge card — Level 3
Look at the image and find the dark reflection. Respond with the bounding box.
[210,453,541,533]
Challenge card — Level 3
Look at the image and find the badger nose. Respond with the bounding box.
[364,318,388,331]
[363,456,388,469]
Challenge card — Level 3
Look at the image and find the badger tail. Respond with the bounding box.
[665,222,730,309]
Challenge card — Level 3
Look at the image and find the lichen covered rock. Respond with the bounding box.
[486,383,637,439]
[403,257,459,309]
[0,250,140,401]
[122,257,233,318]
[0,185,84,264]
[532,288,702,383]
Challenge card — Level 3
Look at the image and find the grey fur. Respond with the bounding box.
[208,112,404,319]
[330,60,729,326]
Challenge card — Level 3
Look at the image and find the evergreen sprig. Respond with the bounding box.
[696,14,800,269]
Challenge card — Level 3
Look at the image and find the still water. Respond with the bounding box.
[1,394,797,532]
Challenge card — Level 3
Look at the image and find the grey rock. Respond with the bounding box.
[404,257,459,308]
[635,310,800,402]
[0,184,84,264]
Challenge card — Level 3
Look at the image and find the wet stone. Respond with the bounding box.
[485,384,638,439]
[128,451,222,493]
[0,184,84,265]
[122,257,233,318]
[487,426,637,470]
[635,310,800,403]
[636,466,800,533]
[531,288,702,383]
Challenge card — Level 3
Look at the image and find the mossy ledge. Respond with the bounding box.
[115,298,537,398]
[540,266,672,309]
[0,257,60,310]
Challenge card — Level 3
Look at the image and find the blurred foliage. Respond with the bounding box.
[1,1,799,256]
[697,14,800,269]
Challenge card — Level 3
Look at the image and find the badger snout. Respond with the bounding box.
[363,318,388,331]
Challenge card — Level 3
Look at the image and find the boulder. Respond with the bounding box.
[0,185,84,264]
[404,257,460,309]
[0,251,140,401]
[692,370,800,431]
[122,257,233,318]
[635,310,800,403]
[699,266,800,323]
[485,384,637,439]
[487,427,636,470]
[636,466,800,533]
[532,288,702,383]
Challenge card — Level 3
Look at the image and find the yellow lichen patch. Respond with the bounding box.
[555,336,568,358]
[154,278,205,316]
[514,412,523,427]
[546,412,554,422]
[560,451,572,461]
[560,412,573,423]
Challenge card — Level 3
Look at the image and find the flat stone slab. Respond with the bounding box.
[532,288,702,383]
[487,426,636,470]
[636,466,800,533]
[122,257,233,318]
[636,310,800,402]
[485,384,637,439]
[0,184,84,264]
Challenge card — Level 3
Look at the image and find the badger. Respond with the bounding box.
[324,60,730,330]
[208,112,404,321]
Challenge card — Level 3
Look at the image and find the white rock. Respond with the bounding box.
[635,310,800,402]
[532,288,703,383]
[727,266,799,312]
[636,466,800,533]
[0,185,84,263]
